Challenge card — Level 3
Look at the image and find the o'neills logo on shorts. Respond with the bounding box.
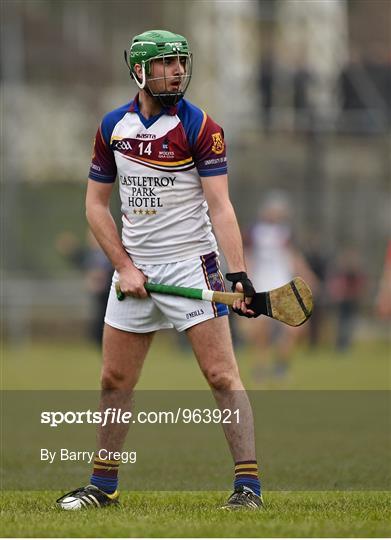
[186,308,205,320]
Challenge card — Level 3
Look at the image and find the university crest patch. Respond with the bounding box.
[211,132,225,155]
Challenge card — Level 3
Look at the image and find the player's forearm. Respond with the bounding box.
[209,204,247,273]
[86,204,133,272]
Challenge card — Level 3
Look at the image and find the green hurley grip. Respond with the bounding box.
[115,281,204,301]
[115,282,125,301]
[145,282,203,300]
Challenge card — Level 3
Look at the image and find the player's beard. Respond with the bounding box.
[144,84,183,107]
[145,69,191,107]
[144,84,184,107]
[156,92,183,107]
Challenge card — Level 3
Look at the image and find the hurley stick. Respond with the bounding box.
[115,277,313,327]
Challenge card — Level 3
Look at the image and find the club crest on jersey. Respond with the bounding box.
[159,137,175,159]
[211,132,224,155]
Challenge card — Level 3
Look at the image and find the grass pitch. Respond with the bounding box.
[2,337,390,536]
[3,335,390,390]
[1,491,390,538]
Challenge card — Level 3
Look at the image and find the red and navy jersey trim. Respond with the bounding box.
[200,252,229,318]
[101,101,133,144]
[88,96,228,183]
[89,101,133,183]
[176,99,205,148]
[177,100,228,178]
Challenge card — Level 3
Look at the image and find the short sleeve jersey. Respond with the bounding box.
[89,95,227,264]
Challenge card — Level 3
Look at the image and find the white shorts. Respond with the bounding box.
[104,252,229,333]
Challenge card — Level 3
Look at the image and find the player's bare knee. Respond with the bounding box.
[101,367,130,390]
[204,369,237,391]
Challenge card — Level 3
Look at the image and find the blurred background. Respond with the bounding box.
[1,0,390,390]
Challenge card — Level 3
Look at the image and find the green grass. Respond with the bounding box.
[2,338,390,536]
[1,491,390,537]
[2,336,390,390]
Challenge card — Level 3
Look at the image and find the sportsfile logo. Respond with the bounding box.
[40,407,240,426]
[41,409,132,428]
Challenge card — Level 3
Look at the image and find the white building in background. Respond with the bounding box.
[277,0,349,125]
[184,0,349,132]
[185,0,260,132]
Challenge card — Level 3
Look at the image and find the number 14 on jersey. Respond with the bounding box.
[138,142,152,155]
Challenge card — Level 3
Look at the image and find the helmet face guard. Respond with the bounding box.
[124,30,193,107]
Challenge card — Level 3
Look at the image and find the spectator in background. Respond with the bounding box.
[84,231,114,344]
[327,247,367,352]
[338,46,391,133]
[55,230,113,345]
[338,51,366,111]
[259,48,275,133]
[303,232,329,348]
[244,191,318,378]
[292,59,314,133]
[375,240,391,320]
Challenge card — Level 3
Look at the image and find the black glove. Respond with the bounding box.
[225,272,256,318]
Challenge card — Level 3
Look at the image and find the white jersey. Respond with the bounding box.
[250,221,294,291]
[89,95,228,264]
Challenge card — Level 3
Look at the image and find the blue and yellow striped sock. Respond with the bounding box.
[90,455,119,495]
[234,460,261,496]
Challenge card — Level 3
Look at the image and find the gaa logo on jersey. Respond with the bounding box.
[211,132,225,155]
[113,139,133,151]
